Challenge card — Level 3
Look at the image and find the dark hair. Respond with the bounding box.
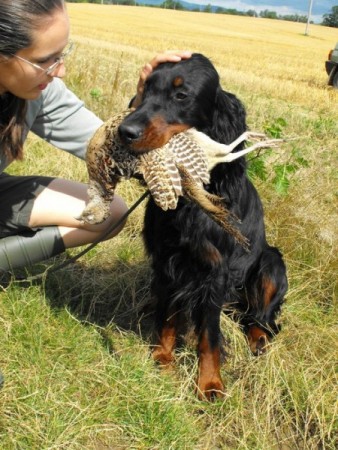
[0,0,65,160]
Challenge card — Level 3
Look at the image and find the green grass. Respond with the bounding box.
[1,5,337,449]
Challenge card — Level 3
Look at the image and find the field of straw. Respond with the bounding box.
[1,4,337,449]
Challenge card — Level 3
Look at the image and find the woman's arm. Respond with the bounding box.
[27,78,102,160]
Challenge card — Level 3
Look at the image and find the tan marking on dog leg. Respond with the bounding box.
[152,321,177,366]
[197,329,225,401]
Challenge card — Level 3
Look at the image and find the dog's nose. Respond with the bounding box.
[118,123,142,144]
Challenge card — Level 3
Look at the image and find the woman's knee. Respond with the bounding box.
[29,177,129,246]
[29,179,128,231]
[29,178,89,228]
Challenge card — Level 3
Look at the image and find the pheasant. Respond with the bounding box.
[79,110,284,248]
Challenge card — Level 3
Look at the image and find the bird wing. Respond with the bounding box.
[79,110,139,224]
[139,146,182,210]
[169,131,210,185]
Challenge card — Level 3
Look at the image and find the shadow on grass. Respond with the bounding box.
[9,253,156,345]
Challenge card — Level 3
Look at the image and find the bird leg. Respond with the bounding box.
[188,130,267,155]
[207,135,287,169]
[187,129,286,170]
[219,138,286,164]
[215,131,269,154]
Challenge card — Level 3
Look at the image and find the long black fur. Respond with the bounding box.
[118,54,288,398]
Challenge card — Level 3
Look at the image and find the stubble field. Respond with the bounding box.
[1,5,337,449]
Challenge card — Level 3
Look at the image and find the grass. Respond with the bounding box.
[1,5,337,449]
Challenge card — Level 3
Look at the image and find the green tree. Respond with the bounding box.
[160,0,184,10]
[322,5,338,27]
[247,9,258,17]
[215,7,226,14]
[260,9,277,19]
[280,14,307,23]
[67,0,101,2]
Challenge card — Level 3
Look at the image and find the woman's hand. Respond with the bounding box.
[131,50,192,108]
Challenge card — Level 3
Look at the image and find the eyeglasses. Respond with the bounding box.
[11,41,74,75]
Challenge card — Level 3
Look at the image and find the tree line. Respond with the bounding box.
[67,1,338,28]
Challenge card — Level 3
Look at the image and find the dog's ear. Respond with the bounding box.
[211,87,247,145]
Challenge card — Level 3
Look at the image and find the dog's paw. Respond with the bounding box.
[196,378,225,401]
[152,346,175,367]
[247,326,270,356]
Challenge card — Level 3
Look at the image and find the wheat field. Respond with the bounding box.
[1,4,337,449]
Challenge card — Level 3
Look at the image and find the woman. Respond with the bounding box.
[0,0,191,271]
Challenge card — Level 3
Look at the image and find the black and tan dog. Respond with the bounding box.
[118,53,288,400]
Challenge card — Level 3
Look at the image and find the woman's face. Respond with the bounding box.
[0,7,70,99]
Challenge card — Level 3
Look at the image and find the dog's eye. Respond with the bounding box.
[175,92,188,101]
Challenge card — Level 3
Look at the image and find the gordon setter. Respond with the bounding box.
[118,53,288,400]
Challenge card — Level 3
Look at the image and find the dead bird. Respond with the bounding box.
[79,109,283,248]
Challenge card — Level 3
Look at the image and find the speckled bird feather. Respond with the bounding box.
[79,110,249,248]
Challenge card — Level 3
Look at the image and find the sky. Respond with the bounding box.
[189,1,336,22]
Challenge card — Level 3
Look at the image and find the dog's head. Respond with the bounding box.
[118,53,246,153]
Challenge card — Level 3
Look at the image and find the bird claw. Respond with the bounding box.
[242,131,267,142]
[251,137,286,148]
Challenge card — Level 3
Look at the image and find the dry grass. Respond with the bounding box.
[1,5,337,449]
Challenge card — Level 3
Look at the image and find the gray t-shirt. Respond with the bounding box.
[0,78,103,173]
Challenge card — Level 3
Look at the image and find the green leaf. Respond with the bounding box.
[247,158,268,181]
[291,147,310,168]
[273,164,291,194]
[263,117,287,139]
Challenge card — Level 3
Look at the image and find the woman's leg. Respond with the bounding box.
[28,178,128,248]
[0,177,128,271]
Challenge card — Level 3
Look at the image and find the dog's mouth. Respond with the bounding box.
[118,115,191,154]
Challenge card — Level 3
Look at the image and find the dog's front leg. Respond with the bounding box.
[152,315,177,367]
[196,326,225,401]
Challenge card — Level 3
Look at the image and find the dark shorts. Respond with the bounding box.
[0,173,55,238]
